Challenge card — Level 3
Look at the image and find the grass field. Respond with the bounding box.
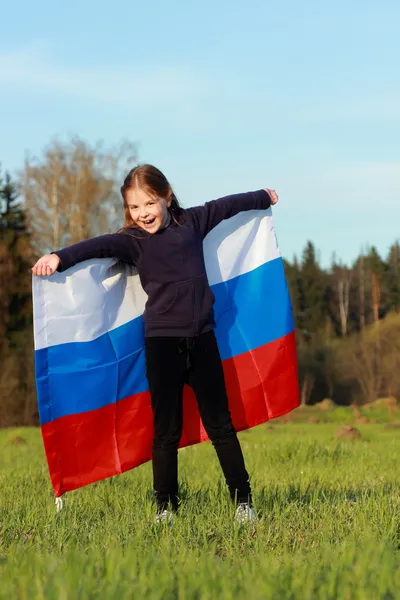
[1,406,400,599]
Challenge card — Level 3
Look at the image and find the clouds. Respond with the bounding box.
[0,45,208,112]
[312,162,400,207]
[278,161,400,213]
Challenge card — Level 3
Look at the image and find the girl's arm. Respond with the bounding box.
[188,189,278,239]
[32,232,139,276]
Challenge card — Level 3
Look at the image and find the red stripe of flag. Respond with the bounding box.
[42,331,299,496]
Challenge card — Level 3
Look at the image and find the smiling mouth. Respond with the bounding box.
[142,218,156,226]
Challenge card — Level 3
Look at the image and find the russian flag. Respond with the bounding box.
[33,209,299,498]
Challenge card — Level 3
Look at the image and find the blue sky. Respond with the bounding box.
[0,0,399,265]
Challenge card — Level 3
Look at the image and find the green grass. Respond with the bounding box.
[1,412,400,599]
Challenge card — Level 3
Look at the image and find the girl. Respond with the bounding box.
[32,164,278,525]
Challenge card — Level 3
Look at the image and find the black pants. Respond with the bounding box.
[145,330,252,511]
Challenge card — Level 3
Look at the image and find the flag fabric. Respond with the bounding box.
[33,208,300,498]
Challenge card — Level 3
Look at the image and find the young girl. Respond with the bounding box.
[32,164,278,525]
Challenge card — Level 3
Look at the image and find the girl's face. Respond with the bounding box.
[125,186,171,234]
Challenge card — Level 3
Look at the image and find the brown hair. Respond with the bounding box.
[120,164,184,230]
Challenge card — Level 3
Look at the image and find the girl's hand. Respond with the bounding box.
[264,189,279,205]
[32,254,61,277]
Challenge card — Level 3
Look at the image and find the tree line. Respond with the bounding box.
[0,137,399,426]
[285,242,400,406]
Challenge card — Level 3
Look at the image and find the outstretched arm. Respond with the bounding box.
[32,232,138,276]
[188,188,278,239]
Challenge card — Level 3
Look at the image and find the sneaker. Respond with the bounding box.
[155,509,175,526]
[235,502,257,524]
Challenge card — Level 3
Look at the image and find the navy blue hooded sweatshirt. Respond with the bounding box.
[54,189,271,337]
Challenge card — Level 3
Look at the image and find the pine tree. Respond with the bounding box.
[386,241,400,313]
[0,169,32,336]
[0,168,36,425]
[0,172,25,232]
[299,241,328,340]
[283,256,301,326]
[366,246,388,322]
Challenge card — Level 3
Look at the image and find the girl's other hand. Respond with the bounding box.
[264,189,278,205]
[32,254,60,277]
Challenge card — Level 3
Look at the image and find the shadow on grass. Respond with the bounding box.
[143,479,397,515]
[257,481,398,507]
